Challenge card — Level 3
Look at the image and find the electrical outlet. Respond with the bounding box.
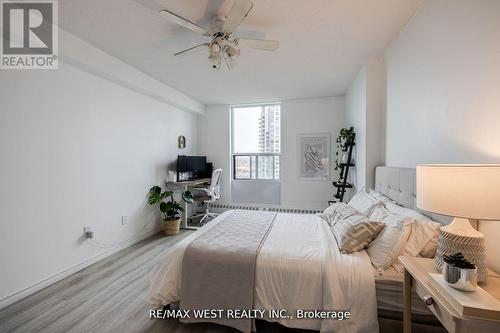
[121,216,128,225]
[84,226,91,234]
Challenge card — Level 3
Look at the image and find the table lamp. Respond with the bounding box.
[416,164,500,282]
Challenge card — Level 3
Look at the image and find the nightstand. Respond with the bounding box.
[398,256,500,333]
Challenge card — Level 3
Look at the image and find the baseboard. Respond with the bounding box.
[0,227,162,310]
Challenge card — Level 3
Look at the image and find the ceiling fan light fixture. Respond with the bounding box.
[224,44,240,58]
[208,54,221,69]
[209,42,221,54]
[161,0,279,71]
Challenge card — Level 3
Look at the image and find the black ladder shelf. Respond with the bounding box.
[330,131,356,204]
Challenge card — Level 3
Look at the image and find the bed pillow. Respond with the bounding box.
[385,202,441,257]
[366,212,414,270]
[332,214,385,254]
[320,202,360,226]
[369,205,390,221]
[419,226,440,258]
[348,190,382,216]
[368,189,394,206]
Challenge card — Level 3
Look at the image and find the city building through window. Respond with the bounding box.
[231,104,281,180]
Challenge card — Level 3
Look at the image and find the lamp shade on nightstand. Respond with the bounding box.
[416,164,500,282]
[416,165,500,221]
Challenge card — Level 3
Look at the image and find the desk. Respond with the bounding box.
[166,178,211,229]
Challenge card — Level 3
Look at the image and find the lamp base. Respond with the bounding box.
[435,218,487,282]
[441,217,483,238]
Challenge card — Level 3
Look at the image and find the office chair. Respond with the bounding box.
[191,168,222,226]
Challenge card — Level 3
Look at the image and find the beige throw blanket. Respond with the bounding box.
[179,210,277,332]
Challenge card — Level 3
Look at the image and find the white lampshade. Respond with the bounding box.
[416,164,500,221]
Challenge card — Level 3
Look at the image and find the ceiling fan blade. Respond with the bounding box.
[222,52,232,70]
[223,0,253,34]
[174,43,209,56]
[160,9,209,36]
[236,38,279,51]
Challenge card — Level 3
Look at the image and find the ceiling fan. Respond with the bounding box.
[160,0,279,70]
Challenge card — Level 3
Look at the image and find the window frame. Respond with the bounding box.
[230,103,281,182]
[232,153,280,181]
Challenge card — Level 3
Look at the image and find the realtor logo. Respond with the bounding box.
[1,0,58,69]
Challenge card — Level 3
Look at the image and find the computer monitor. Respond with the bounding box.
[186,156,206,172]
[177,156,207,180]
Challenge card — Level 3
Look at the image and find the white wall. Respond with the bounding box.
[198,97,345,210]
[384,0,500,272]
[281,97,345,209]
[365,59,386,190]
[345,59,386,194]
[60,30,205,115]
[197,105,232,204]
[0,32,199,306]
[346,68,367,193]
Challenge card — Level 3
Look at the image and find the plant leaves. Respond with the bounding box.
[160,191,173,199]
[149,186,162,194]
[182,191,193,203]
[148,192,161,205]
[159,202,168,213]
[150,187,193,217]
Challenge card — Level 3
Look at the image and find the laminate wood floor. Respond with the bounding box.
[0,231,310,333]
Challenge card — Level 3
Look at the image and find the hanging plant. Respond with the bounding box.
[334,127,355,171]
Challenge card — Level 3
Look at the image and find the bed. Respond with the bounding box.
[150,211,378,332]
[149,166,448,333]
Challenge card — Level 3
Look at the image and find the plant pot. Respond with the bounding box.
[164,218,181,236]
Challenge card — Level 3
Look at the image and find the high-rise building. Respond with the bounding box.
[258,105,281,179]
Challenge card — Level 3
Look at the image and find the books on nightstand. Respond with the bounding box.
[429,273,500,321]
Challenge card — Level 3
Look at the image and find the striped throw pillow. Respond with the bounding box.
[332,214,385,253]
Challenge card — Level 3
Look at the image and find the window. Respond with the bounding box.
[232,104,281,180]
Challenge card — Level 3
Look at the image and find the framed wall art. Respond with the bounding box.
[298,133,331,180]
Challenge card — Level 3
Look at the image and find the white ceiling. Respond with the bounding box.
[59,0,420,105]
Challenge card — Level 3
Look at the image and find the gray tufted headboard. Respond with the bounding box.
[374,166,416,209]
[374,166,451,225]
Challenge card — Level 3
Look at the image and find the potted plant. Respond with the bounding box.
[147,185,193,236]
[334,127,355,171]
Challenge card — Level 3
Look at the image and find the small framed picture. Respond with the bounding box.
[298,133,331,180]
[178,135,186,149]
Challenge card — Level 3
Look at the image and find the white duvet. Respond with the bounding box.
[149,210,379,333]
